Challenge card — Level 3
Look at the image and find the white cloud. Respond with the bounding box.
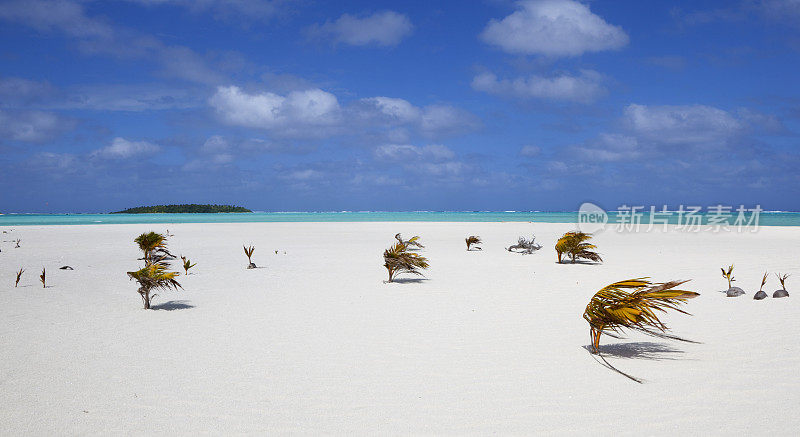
[573,133,640,162]
[361,97,421,123]
[622,104,744,146]
[211,86,476,140]
[308,11,413,46]
[519,145,541,157]
[200,135,230,153]
[374,144,455,162]
[420,105,478,136]
[123,0,288,23]
[91,137,161,159]
[472,70,606,103]
[0,0,113,38]
[0,110,75,142]
[480,0,628,57]
[209,86,341,134]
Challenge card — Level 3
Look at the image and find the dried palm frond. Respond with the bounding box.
[465,235,482,251]
[754,271,769,300]
[383,242,429,282]
[15,268,24,287]
[776,273,789,290]
[243,245,255,267]
[583,278,699,354]
[395,233,424,249]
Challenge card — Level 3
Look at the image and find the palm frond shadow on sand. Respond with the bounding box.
[555,260,601,265]
[151,300,195,311]
[584,341,693,384]
[384,277,428,284]
[583,341,686,360]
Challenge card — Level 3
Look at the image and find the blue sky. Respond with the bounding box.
[1,0,799,213]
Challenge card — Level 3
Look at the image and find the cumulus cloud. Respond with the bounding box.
[622,103,744,146]
[567,103,777,168]
[0,110,75,142]
[374,144,455,162]
[480,0,629,57]
[472,70,606,103]
[91,137,161,159]
[209,86,341,135]
[211,86,477,140]
[307,11,413,46]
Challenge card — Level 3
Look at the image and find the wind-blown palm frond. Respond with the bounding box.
[134,232,174,265]
[583,278,699,354]
[465,235,482,250]
[127,264,182,309]
[556,231,601,263]
[383,242,429,282]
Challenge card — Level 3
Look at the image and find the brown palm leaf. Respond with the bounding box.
[583,278,699,354]
[383,242,429,282]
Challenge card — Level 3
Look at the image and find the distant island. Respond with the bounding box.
[112,204,252,214]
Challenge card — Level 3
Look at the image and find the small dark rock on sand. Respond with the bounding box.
[726,287,745,297]
[59,266,74,270]
[753,290,768,300]
[773,289,789,298]
[247,262,257,269]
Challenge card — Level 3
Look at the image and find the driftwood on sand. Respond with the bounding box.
[506,236,542,254]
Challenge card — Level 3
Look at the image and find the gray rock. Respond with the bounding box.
[773,289,789,298]
[726,286,745,297]
[59,266,74,270]
[247,262,257,269]
[753,290,768,300]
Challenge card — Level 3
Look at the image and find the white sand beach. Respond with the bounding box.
[1,222,799,435]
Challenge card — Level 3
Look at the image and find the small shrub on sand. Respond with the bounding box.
[754,272,768,300]
[465,236,482,251]
[39,268,46,288]
[127,264,182,309]
[555,232,601,263]
[181,256,196,275]
[244,245,256,269]
[721,265,735,289]
[773,273,790,298]
[15,268,24,287]
[383,242,429,283]
[721,265,744,297]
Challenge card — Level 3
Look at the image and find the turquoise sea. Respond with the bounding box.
[1,211,799,226]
